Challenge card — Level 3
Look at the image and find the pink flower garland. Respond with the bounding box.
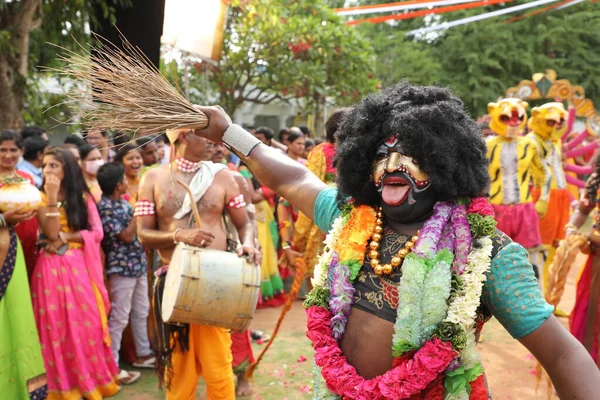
[306,306,457,399]
[467,197,494,217]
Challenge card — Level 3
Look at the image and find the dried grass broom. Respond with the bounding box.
[48,32,208,136]
[535,233,588,399]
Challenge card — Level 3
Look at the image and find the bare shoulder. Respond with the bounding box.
[214,167,238,185]
[139,165,170,188]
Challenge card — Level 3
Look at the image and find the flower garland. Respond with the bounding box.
[304,198,497,399]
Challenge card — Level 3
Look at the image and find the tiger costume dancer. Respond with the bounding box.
[486,99,550,273]
[526,102,571,316]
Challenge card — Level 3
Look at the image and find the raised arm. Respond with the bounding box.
[194,106,327,220]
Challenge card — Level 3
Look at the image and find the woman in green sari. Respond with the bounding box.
[0,211,47,399]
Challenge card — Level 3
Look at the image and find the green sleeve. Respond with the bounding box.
[313,188,341,233]
[482,242,553,339]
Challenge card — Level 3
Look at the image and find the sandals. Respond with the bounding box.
[132,356,156,369]
[117,370,141,385]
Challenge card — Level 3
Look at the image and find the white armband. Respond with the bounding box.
[222,124,261,157]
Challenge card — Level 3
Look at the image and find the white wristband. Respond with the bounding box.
[222,124,261,157]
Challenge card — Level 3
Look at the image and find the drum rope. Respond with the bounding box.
[244,256,307,380]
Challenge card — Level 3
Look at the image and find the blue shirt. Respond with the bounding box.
[98,196,147,277]
[313,188,553,339]
[16,159,43,188]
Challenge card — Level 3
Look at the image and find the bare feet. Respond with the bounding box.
[236,374,253,397]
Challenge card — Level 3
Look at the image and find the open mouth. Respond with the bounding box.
[381,175,410,206]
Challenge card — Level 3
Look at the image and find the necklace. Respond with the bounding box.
[368,207,419,276]
[176,157,202,174]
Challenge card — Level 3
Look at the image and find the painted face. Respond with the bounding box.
[0,139,21,171]
[122,150,143,178]
[371,136,437,223]
[487,99,528,140]
[43,155,65,181]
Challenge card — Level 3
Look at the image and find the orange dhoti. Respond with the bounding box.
[538,188,572,246]
[166,324,234,400]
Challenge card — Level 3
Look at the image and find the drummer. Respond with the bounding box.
[136,128,260,400]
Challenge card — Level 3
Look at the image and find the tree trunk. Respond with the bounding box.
[0,54,26,129]
[0,0,43,129]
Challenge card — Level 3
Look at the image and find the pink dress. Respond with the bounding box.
[31,195,119,399]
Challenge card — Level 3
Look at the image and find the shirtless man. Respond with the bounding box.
[191,83,600,399]
[136,128,259,400]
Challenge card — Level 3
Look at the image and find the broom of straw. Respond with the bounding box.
[535,233,588,399]
[48,31,208,136]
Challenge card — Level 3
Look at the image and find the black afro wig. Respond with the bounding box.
[335,82,490,207]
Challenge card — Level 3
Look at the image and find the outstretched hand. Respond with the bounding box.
[193,105,233,143]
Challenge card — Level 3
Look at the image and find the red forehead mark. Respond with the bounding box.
[385,135,399,147]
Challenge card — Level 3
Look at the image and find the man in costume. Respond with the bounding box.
[526,103,571,296]
[194,83,600,398]
[486,98,550,273]
[136,129,259,400]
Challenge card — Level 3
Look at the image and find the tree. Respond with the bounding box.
[0,0,129,129]
[433,2,600,116]
[205,0,378,126]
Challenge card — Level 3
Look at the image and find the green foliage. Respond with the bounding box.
[343,1,600,117]
[22,79,79,133]
[204,0,378,114]
[0,0,130,130]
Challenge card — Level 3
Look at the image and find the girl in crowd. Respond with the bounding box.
[79,144,105,203]
[285,130,307,165]
[32,147,119,399]
[114,142,155,365]
[0,131,40,278]
[114,143,144,207]
[0,131,47,399]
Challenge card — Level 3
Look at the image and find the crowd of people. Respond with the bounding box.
[0,116,344,400]
[3,83,600,400]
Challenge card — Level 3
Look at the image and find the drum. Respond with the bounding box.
[161,243,261,332]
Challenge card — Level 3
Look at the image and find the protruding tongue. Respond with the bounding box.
[382,185,410,206]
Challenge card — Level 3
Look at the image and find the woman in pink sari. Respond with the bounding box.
[32,148,119,399]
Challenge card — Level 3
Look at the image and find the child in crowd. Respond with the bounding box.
[97,163,155,384]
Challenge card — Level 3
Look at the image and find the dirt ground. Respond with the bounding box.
[114,254,586,399]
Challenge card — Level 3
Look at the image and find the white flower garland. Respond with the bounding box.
[444,237,493,331]
[311,214,346,288]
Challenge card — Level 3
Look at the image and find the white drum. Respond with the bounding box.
[161,243,261,332]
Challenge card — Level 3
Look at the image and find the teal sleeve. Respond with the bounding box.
[313,188,342,233]
[482,242,553,339]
